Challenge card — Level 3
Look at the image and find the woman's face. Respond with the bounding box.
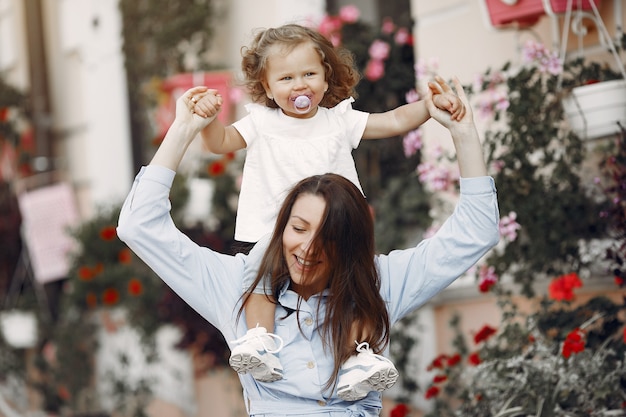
[282,193,328,299]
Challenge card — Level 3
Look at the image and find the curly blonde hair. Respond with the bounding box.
[240,24,361,109]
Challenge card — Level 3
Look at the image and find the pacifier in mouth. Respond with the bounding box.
[293,95,312,114]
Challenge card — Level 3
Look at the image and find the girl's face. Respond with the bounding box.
[282,193,328,299]
[262,42,329,119]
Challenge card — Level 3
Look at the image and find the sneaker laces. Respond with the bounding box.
[354,341,394,365]
[232,325,284,354]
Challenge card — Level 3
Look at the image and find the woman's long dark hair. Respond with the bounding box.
[238,173,390,392]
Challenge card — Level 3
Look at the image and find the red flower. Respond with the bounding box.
[57,384,71,401]
[468,352,481,366]
[78,266,93,281]
[100,226,117,241]
[427,353,448,371]
[118,248,132,264]
[615,276,624,286]
[562,328,586,358]
[93,263,104,276]
[424,385,440,399]
[86,292,98,308]
[208,161,225,176]
[390,403,409,417]
[102,288,120,305]
[474,325,497,344]
[548,272,582,301]
[128,278,143,296]
[432,374,447,384]
[447,353,461,367]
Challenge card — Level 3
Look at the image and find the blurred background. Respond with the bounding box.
[1,0,625,416]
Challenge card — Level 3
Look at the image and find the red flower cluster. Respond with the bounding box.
[423,352,464,400]
[389,403,410,417]
[127,278,143,296]
[468,352,481,366]
[102,288,120,306]
[427,352,461,371]
[208,160,225,176]
[78,263,104,281]
[99,226,117,241]
[118,248,132,264]
[562,328,586,358]
[424,385,440,399]
[473,325,497,344]
[548,272,582,301]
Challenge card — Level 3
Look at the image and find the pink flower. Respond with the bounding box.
[490,159,505,174]
[395,27,411,45]
[318,15,342,38]
[478,264,498,293]
[364,59,385,81]
[417,162,453,192]
[402,129,423,157]
[339,5,360,23]
[368,40,390,60]
[381,17,395,35]
[499,212,521,241]
[405,89,420,104]
[522,40,563,75]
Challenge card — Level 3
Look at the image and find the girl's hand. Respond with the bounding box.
[426,76,474,129]
[191,88,223,119]
[176,86,219,131]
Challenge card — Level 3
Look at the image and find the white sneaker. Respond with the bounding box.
[229,326,284,382]
[337,341,399,401]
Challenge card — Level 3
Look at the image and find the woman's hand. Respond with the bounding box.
[149,87,220,171]
[426,76,474,131]
[176,86,220,132]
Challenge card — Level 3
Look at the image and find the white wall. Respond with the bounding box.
[45,0,133,217]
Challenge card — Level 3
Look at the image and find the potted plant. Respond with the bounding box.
[559,33,626,140]
[560,58,626,140]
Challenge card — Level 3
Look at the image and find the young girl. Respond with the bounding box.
[190,23,465,400]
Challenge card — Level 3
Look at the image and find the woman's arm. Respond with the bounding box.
[117,87,245,329]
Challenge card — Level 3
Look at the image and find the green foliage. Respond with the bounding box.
[118,0,221,166]
[472,60,613,296]
[425,291,626,417]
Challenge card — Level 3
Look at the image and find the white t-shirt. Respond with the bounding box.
[232,98,369,242]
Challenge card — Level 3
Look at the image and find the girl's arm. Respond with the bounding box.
[362,76,465,140]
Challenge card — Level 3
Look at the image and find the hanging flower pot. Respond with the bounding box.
[562,79,626,140]
[0,310,38,349]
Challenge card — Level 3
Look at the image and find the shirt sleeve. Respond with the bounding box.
[117,165,246,329]
[231,104,260,146]
[378,176,500,323]
[333,97,369,148]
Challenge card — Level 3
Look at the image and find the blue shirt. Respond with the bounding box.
[117,165,500,417]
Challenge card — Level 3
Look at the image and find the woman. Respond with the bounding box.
[117,78,500,416]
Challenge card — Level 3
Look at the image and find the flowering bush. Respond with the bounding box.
[462,39,618,296]
[407,38,626,415]
[422,274,626,416]
[315,5,432,253]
